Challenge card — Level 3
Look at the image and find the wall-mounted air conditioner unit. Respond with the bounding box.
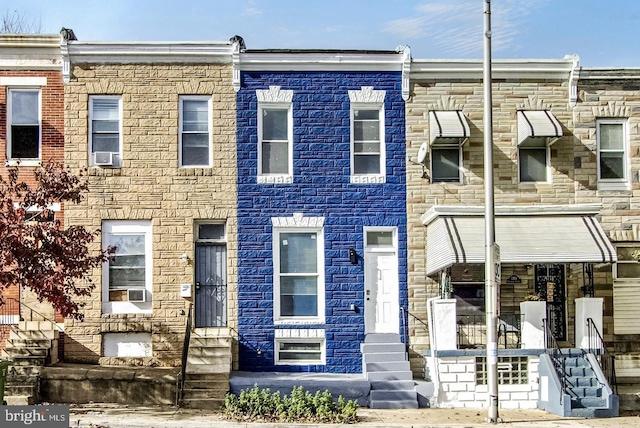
[127,289,146,303]
[93,151,114,166]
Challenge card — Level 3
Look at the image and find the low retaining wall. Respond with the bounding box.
[40,363,179,405]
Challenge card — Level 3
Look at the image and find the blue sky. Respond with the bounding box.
[4,0,639,67]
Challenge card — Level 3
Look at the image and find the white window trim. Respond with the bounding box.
[102,220,152,314]
[257,102,293,184]
[89,95,123,168]
[430,144,463,184]
[103,332,152,357]
[614,243,640,281]
[6,87,42,166]
[256,86,294,184]
[274,337,326,366]
[272,215,325,325]
[179,95,212,168]
[350,103,386,184]
[518,145,550,184]
[597,119,630,191]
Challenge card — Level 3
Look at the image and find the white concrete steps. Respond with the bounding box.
[362,333,418,409]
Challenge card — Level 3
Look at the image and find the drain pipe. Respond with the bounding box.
[426,296,441,406]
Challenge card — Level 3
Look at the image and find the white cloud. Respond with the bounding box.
[243,7,262,16]
[383,0,549,57]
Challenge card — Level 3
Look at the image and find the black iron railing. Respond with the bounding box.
[195,283,227,327]
[400,306,408,353]
[543,318,569,399]
[175,303,193,407]
[456,313,521,349]
[586,317,618,395]
[0,297,20,351]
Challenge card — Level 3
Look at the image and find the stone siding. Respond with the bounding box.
[63,63,237,366]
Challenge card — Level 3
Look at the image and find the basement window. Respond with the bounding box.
[103,332,152,357]
[476,356,528,385]
[275,339,325,365]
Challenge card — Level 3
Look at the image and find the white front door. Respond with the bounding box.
[364,251,399,334]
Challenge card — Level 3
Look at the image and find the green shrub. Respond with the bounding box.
[222,384,359,424]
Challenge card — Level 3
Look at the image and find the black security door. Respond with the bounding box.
[194,243,227,327]
[534,264,566,341]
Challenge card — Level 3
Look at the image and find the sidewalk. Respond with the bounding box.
[68,403,640,428]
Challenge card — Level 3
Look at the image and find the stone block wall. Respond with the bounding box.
[63,63,237,366]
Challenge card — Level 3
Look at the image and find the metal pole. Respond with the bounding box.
[483,0,499,423]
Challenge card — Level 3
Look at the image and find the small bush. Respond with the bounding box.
[222,384,359,424]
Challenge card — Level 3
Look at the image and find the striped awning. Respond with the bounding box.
[422,205,616,276]
[429,111,470,146]
[517,110,562,146]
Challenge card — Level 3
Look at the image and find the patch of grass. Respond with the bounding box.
[222,384,359,424]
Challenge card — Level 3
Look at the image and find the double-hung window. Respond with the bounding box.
[102,221,152,314]
[431,147,462,182]
[180,96,211,167]
[7,88,41,162]
[257,86,293,183]
[597,119,629,190]
[89,96,122,167]
[273,216,325,323]
[349,86,386,183]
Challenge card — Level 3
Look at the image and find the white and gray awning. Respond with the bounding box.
[517,110,563,146]
[429,111,470,146]
[422,204,616,276]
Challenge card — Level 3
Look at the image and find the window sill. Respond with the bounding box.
[5,159,42,167]
[258,175,293,184]
[274,319,325,326]
[597,181,631,192]
[350,175,385,184]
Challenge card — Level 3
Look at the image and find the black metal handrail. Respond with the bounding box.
[175,303,193,407]
[400,306,408,353]
[543,318,569,400]
[586,317,618,395]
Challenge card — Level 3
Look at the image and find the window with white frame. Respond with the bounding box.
[7,88,41,161]
[597,119,628,189]
[102,221,152,313]
[257,86,293,183]
[519,146,548,183]
[349,87,386,183]
[180,96,211,167]
[275,339,325,365]
[89,96,122,167]
[614,245,640,280]
[431,146,462,183]
[273,218,325,323]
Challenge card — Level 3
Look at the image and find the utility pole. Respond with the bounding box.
[483,0,499,423]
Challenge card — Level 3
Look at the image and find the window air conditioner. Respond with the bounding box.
[93,151,114,166]
[127,289,146,302]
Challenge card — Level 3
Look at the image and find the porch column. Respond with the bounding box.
[520,301,546,349]
[575,297,603,350]
[431,299,457,350]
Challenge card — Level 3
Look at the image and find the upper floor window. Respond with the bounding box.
[615,245,640,280]
[179,96,211,167]
[349,87,386,183]
[272,214,325,324]
[428,110,470,184]
[519,146,549,183]
[89,96,122,167]
[256,86,293,184]
[597,119,629,190]
[7,88,41,163]
[516,110,562,184]
[431,147,462,183]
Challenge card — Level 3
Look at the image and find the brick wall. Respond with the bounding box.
[236,71,407,373]
[63,63,237,366]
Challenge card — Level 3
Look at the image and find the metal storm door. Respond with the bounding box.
[364,251,399,334]
[194,224,227,328]
[535,263,567,341]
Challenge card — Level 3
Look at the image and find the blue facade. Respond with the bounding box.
[236,71,407,373]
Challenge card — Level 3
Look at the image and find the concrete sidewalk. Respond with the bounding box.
[68,403,640,428]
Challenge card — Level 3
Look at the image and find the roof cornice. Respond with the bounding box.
[65,41,236,63]
[237,50,408,72]
[0,34,62,70]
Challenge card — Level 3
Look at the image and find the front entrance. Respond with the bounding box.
[364,229,399,334]
[535,263,566,341]
[194,224,227,328]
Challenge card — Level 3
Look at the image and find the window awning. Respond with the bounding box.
[517,110,562,147]
[429,111,470,146]
[422,204,616,276]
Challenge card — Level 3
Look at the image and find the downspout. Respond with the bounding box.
[426,296,441,406]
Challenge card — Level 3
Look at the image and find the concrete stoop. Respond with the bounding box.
[361,333,418,409]
[1,321,59,405]
[179,328,232,409]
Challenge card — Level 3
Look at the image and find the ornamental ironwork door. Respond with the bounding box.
[534,264,566,341]
[194,243,227,327]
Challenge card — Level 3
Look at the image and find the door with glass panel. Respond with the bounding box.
[364,229,399,334]
[194,223,227,327]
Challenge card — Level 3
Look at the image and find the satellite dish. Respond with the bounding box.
[417,142,428,165]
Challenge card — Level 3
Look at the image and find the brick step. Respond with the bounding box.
[9,329,58,341]
[8,356,48,366]
[7,366,43,377]
[184,378,229,389]
[187,347,232,358]
[4,383,37,396]
[5,395,34,405]
[182,387,228,400]
[2,347,49,358]
[186,362,231,374]
[6,338,53,348]
[189,337,232,347]
[18,321,57,331]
